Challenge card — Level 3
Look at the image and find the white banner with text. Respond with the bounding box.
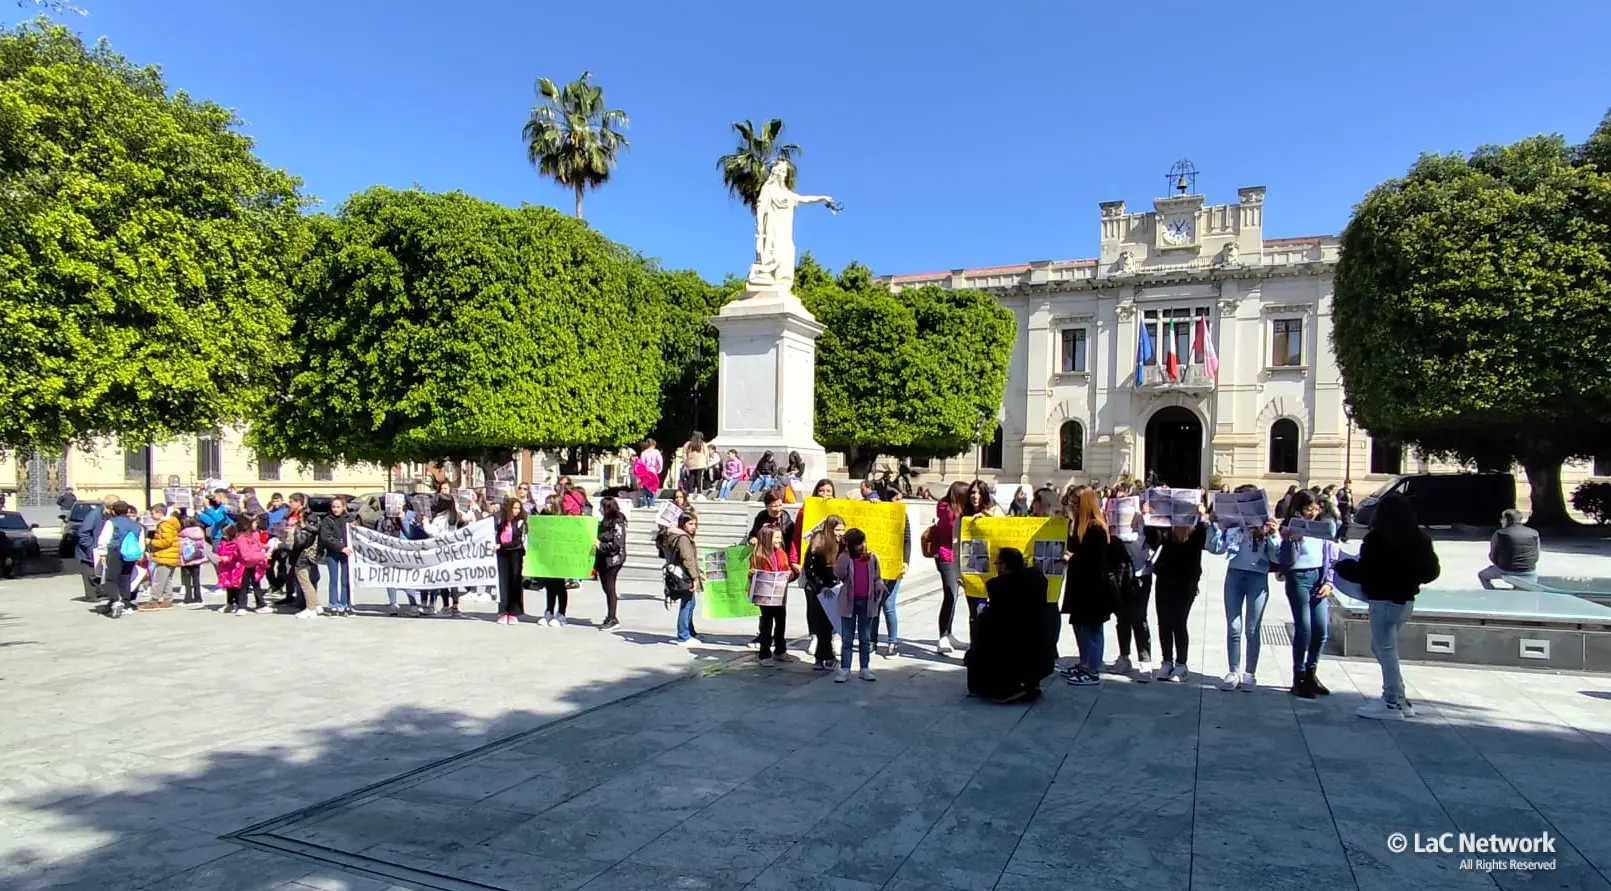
[349,517,498,588]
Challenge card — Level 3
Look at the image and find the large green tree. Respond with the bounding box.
[716,118,799,213]
[650,268,730,447]
[251,187,664,475]
[1332,116,1611,525]
[521,71,628,220]
[0,21,304,454]
[797,256,1016,478]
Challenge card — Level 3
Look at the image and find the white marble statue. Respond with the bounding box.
[748,160,836,292]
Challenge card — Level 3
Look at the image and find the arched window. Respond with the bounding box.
[1059,421,1084,471]
[1269,419,1300,474]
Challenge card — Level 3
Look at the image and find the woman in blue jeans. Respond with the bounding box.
[1335,494,1441,720]
[317,497,355,616]
[1277,490,1336,699]
[1207,493,1282,692]
[662,512,702,644]
[833,529,887,682]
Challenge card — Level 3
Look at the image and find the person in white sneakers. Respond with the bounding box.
[1149,505,1209,682]
[1208,491,1283,692]
[1113,503,1155,682]
[832,529,887,682]
[1334,494,1440,721]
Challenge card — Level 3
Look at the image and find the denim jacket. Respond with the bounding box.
[1207,525,1281,574]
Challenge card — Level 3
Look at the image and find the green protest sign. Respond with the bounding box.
[701,544,758,620]
[523,515,597,578]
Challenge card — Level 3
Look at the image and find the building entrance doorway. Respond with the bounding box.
[1145,407,1202,488]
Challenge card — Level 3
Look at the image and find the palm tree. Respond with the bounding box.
[716,119,801,214]
[522,71,629,219]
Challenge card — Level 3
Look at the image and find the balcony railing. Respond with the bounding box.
[1137,364,1216,391]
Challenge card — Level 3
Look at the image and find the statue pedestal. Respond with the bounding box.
[709,288,828,483]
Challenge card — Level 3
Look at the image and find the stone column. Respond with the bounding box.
[709,290,828,482]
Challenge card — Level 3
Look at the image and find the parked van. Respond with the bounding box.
[1352,472,1515,528]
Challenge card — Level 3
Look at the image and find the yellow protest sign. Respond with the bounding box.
[958,516,1067,602]
[800,497,906,579]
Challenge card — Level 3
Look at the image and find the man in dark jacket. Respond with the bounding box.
[57,488,78,512]
[1479,509,1540,589]
[967,548,1051,703]
[75,494,117,601]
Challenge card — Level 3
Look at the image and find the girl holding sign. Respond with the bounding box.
[801,514,844,670]
[1277,490,1337,699]
[750,525,791,665]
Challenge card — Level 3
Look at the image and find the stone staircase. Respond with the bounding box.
[616,498,943,604]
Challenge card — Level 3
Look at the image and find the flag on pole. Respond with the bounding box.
[1199,317,1219,380]
[1135,318,1154,386]
[1164,320,1180,382]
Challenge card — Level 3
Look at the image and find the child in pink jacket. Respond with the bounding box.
[214,525,247,614]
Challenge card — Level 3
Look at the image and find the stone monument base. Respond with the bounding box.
[710,287,829,484]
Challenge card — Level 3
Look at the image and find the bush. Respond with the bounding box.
[1571,481,1611,524]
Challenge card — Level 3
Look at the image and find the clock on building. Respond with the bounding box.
[1161,214,1195,246]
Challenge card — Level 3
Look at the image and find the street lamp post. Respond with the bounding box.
[1343,404,1354,484]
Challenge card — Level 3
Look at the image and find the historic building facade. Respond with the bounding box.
[877,186,1604,497]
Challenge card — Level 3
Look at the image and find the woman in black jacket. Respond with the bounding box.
[1335,494,1440,721]
[318,497,355,615]
[801,515,845,669]
[594,496,627,629]
[494,498,528,625]
[1061,489,1115,686]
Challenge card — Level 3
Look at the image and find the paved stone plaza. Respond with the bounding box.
[2,538,1609,890]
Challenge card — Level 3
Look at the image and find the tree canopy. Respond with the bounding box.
[252,187,665,471]
[1332,114,1611,524]
[650,268,730,448]
[522,71,629,220]
[0,21,304,454]
[797,256,1016,478]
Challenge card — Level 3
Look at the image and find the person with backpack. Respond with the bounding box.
[594,496,628,629]
[96,501,144,618]
[177,518,209,605]
[283,512,322,619]
[146,504,182,610]
[661,511,702,645]
[1061,490,1116,686]
[319,497,356,617]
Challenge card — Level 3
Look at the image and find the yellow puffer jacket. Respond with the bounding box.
[150,516,182,567]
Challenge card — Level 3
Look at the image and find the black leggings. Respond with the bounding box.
[936,558,960,636]
[1116,573,1154,662]
[805,584,836,663]
[544,578,568,616]
[1154,581,1197,665]
[497,549,525,615]
[598,564,621,621]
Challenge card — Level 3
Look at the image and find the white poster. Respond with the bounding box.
[163,487,191,510]
[349,517,498,588]
[1145,488,1202,528]
[749,570,789,607]
[1286,518,1337,541]
[656,501,683,529]
[1212,490,1271,529]
[1104,496,1140,542]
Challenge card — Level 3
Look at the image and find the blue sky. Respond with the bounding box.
[16,0,1611,281]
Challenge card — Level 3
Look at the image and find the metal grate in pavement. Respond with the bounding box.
[1261,622,1294,646]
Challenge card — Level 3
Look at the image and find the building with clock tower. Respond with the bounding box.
[872,179,1512,493]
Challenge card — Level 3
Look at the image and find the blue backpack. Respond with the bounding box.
[119,528,145,562]
[179,536,205,564]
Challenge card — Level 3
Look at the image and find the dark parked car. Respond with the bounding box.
[1353,472,1516,529]
[2,511,43,577]
[57,501,97,558]
[304,494,358,522]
